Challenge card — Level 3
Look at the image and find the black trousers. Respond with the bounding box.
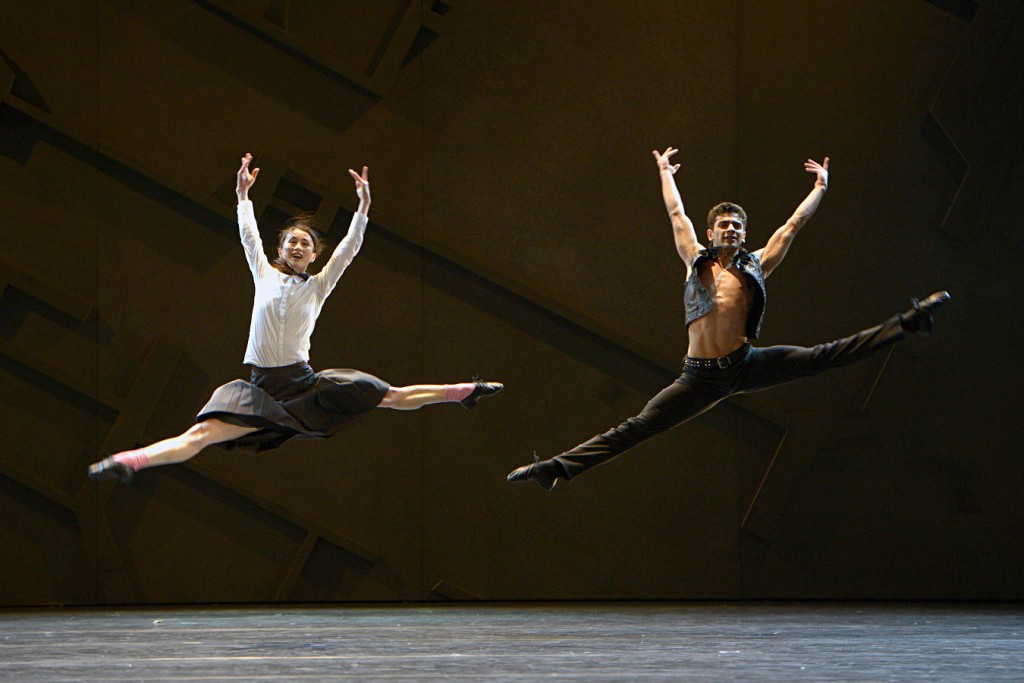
[553,313,909,479]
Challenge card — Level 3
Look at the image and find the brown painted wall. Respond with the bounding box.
[0,0,1020,605]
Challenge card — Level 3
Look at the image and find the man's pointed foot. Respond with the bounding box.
[460,378,504,410]
[507,454,559,491]
[87,457,134,483]
[905,290,951,335]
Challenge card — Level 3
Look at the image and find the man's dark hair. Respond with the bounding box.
[707,202,748,230]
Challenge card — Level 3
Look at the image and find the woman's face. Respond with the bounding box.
[278,228,318,273]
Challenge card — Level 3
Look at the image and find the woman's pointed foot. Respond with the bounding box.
[87,456,135,483]
[460,379,504,409]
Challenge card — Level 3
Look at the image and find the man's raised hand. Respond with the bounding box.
[653,147,681,175]
[805,157,829,190]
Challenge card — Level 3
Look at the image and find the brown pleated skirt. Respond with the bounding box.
[196,362,390,452]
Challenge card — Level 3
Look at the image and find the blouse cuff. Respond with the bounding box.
[237,199,255,220]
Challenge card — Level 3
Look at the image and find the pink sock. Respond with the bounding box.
[444,383,475,402]
[113,449,152,472]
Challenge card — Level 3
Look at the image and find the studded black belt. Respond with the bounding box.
[684,343,751,370]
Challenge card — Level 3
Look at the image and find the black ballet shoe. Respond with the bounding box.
[904,290,951,335]
[87,457,134,484]
[459,378,504,410]
[506,453,559,491]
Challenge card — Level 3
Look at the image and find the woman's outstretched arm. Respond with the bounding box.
[235,152,271,281]
[317,166,371,294]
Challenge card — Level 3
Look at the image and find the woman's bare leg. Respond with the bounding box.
[378,380,503,411]
[88,419,257,481]
[379,385,449,410]
[140,419,258,466]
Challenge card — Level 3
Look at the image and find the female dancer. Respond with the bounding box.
[89,153,502,482]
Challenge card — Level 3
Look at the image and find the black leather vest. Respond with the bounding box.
[684,247,767,339]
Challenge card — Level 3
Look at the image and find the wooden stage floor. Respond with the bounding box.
[1,602,1022,681]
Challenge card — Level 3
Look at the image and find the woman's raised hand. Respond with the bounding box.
[236,153,260,200]
[348,166,370,214]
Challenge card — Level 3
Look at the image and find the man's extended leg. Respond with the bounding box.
[508,371,729,490]
[738,291,950,393]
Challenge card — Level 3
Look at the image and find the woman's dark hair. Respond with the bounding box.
[271,214,327,276]
[277,214,325,254]
[706,202,748,230]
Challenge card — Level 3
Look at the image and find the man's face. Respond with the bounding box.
[278,228,318,273]
[707,214,746,249]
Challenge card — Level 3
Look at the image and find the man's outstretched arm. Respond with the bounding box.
[653,147,700,270]
[756,157,829,277]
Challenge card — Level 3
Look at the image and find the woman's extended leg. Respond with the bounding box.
[377,380,502,411]
[88,419,258,482]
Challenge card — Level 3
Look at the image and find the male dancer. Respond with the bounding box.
[507,148,949,491]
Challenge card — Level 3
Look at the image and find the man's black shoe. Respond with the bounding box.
[87,457,134,483]
[907,290,951,335]
[507,454,559,491]
[460,379,504,409]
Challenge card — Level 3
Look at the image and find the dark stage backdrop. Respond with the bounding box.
[0,0,1020,606]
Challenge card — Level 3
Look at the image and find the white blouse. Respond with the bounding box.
[237,200,367,368]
